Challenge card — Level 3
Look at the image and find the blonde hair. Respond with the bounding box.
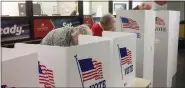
[100,13,115,31]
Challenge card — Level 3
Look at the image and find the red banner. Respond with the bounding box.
[34,19,54,38]
[83,17,94,28]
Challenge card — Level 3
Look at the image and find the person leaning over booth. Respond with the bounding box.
[41,24,92,47]
[91,13,116,37]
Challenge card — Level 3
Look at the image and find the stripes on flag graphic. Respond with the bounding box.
[38,61,55,88]
[78,58,103,82]
[74,55,106,88]
[117,45,133,80]
[121,17,139,30]
[156,17,165,25]
[119,47,132,65]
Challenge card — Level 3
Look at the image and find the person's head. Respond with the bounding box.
[100,13,116,31]
[70,10,77,16]
[71,24,92,45]
[138,2,152,10]
[41,25,92,47]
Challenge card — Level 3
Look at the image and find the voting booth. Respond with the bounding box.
[2,48,39,87]
[116,10,156,86]
[102,31,137,87]
[14,35,112,87]
[154,11,180,87]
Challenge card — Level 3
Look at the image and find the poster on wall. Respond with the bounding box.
[114,3,127,12]
[34,17,81,38]
[1,19,30,42]
[93,17,101,23]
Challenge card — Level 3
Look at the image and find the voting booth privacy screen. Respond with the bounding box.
[12,33,139,87]
[14,35,111,87]
[116,10,155,86]
[154,11,180,87]
[102,31,137,87]
[116,10,180,87]
[2,48,39,87]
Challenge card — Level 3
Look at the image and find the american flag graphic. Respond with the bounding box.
[78,58,103,82]
[119,47,132,65]
[38,61,55,88]
[121,17,139,30]
[155,17,165,25]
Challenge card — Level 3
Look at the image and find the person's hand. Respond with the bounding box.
[138,2,152,10]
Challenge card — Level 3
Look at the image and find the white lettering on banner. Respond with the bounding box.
[63,22,73,27]
[89,80,106,88]
[124,65,133,75]
[37,23,49,31]
[1,25,24,35]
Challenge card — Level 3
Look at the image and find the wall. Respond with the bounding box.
[2,2,25,16]
[90,2,109,16]
[83,1,90,15]
[167,1,185,21]
[1,1,75,16]
[32,1,57,16]
[113,1,129,15]
[34,1,75,16]
[1,1,185,19]
[58,2,75,16]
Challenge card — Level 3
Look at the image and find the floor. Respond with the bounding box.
[175,49,185,87]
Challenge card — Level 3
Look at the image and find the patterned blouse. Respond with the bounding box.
[40,27,75,47]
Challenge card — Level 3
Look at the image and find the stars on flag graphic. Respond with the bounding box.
[78,58,103,82]
[117,45,133,80]
[74,55,104,88]
[118,47,132,65]
[38,61,55,88]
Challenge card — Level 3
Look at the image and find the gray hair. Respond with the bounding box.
[41,26,74,47]
[41,24,92,47]
[75,24,92,35]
